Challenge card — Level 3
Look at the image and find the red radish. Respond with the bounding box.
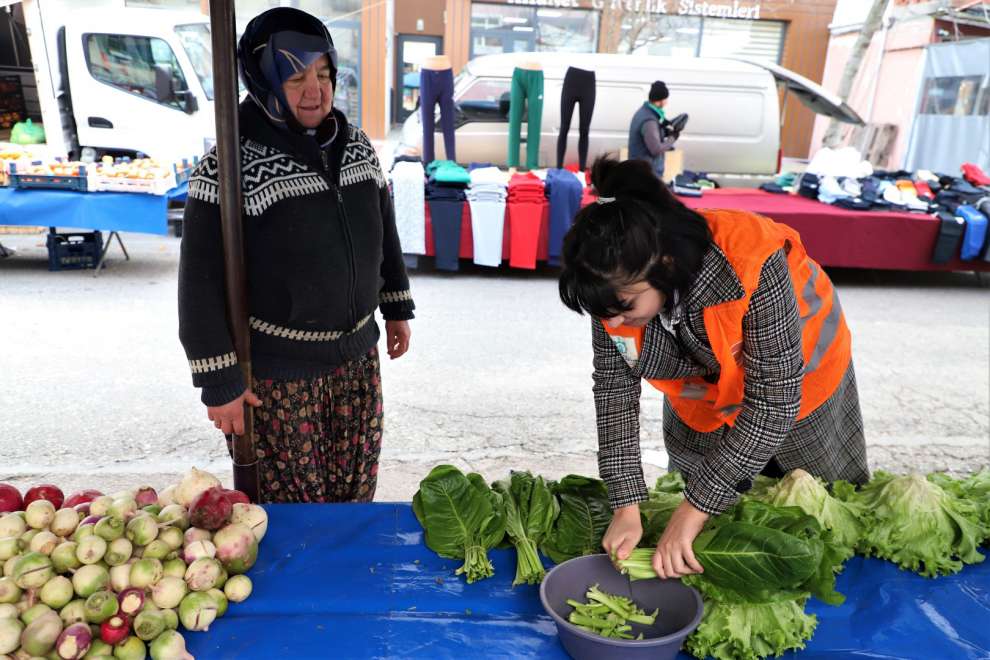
[223,489,251,506]
[99,614,130,645]
[189,487,232,531]
[24,484,64,510]
[117,587,145,617]
[134,486,158,508]
[0,484,22,512]
[64,490,102,509]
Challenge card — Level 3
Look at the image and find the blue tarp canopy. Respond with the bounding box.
[183,503,990,659]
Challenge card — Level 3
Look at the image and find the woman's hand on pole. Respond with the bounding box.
[207,388,262,436]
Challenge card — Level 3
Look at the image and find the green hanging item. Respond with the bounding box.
[10,118,45,145]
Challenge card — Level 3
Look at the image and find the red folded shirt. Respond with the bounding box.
[962,163,990,187]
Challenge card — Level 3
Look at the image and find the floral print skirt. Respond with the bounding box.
[228,348,383,503]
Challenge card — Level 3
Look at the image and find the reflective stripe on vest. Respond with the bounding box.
[601,210,851,433]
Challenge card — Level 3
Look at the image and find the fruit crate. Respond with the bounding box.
[9,162,90,192]
[46,230,103,271]
[91,173,176,195]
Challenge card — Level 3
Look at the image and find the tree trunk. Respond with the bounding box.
[822,0,890,149]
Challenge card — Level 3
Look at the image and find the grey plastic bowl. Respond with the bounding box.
[539,554,704,660]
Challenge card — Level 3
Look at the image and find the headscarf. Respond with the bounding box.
[237,8,340,145]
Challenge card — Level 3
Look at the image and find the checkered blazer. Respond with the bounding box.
[592,246,869,515]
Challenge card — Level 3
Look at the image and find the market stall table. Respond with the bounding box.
[184,503,990,659]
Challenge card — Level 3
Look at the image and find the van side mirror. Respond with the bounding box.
[154,66,176,103]
[498,92,511,117]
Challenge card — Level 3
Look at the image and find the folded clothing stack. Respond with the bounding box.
[671,171,716,197]
[389,159,426,255]
[467,167,509,268]
[426,159,471,185]
[545,168,584,265]
[425,160,469,272]
[467,166,509,203]
[508,172,546,203]
[507,172,546,269]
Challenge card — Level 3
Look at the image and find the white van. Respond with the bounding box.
[396,52,861,183]
[19,1,215,164]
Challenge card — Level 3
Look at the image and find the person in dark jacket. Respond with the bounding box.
[628,81,676,180]
[178,8,414,503]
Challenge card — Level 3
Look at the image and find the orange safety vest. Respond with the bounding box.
[602,209,851,433]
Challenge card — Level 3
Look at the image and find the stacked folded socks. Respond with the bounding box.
[507,172,546,269]
[426,161,469,271]
[467,167,509,268]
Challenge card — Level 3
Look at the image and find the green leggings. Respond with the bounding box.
[507,68,544,170]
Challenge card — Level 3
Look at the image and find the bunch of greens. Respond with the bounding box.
[927,469,990,543]
[412,465,506,584]
[540,475,612,565]
[565,584,657,640]
[840,471,985,577]
[639,476,685,548]
[491,471,559,586]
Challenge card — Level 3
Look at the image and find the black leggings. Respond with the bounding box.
[556,67,596,170]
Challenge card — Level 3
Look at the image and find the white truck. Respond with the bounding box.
[5,0,215,164]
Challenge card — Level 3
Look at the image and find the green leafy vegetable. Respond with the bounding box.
[928,470,990,543]
[565,584,656,640]
[491,471,558,586]
[848,471,985,577]
[684,596,817,660]
[412,465,506,584]
[540,475,611,565]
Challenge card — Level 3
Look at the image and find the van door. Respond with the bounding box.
[731,57,865,124]
[68,29,203,161]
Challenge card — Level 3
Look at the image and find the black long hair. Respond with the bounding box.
[558,156,713,318]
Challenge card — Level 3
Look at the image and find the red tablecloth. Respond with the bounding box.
[680,189,988,272]
[422,189,989,272]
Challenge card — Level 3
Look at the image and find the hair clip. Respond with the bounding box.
[596,196,616,204]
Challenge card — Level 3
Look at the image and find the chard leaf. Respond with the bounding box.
[540,475,611,564]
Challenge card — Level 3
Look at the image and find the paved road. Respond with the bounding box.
[1,231,987,499]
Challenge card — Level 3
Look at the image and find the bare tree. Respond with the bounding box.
[822,0,890,148]
[600,4,670,55]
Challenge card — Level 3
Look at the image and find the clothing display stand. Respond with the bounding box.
[419,55,456,165]
[507,61,544,171]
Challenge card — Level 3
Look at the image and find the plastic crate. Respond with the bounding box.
[10,162,90,192]
[46,230,103,271]
[91,173,175,195]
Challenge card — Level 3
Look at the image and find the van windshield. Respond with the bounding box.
[175,23,213,100]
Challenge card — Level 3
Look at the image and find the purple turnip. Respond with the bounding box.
[82,590,118,624]
[158,527,183,552]
[114,635,147,660]
[188,487,232,531]
[94,516,124,542]
[63,490,102,510]
[23,485,64,511]
[126,515,159,547]
[133,609,165,641]
[49,509,81,539]
[181,540,215,564]
[222,574,252,603]
[55,621,91,659]
[174,468,221,508]
[212,524,258,574]
[177,591,216,632]
[80,514,102,528]
[57,599,86,626]
[0,486,22,514]
[149,629,192,660]
[182,528,211,546]
[71,564,109,599]
[39,576,73,610]
[24,500,56,530]
[75,536,107,565]
[98,614,129,645]
[105,538,133,567]
[19,609,62,656]
[13,552,53,589]
[150,577,186,610]
[51,542,81,574]
[0,514,26,539]
[117,588,145,618]
[157,506,189,533]
[134,487,158,508]
[29,530,59,556]
[129,558,163,589]
[0,616,21,654]
[229,503,268,542]
[184,558,221,592]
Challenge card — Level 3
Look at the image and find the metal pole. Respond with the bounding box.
[208,0,259,502]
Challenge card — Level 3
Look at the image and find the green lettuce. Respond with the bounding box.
[491,471,558,586]
[850,471,985,577]
[540,475,611,564]
[928,469,990,543]
[684,595,817,660]
[412,465,506,583]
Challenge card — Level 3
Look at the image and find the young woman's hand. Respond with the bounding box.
[385,320,411,359]
[602,504,642,561]
[207,388,262,436]
[653,499,708,578]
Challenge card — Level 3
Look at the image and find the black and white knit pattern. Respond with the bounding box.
[379,290,413,305]
[188,351,238,375]
[249,313,373,342]
[340,125,387,189]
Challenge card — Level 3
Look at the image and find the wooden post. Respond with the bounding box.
[207,0,259,502]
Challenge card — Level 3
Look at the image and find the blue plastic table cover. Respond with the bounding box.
[0,182,187,235]
[183,503,990,659]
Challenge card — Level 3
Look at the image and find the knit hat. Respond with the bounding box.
[649,81,669,102]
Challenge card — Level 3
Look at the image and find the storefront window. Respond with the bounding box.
[470,4,599,57]
[699,18,785,62]
[920,75,986,116]
[615,15,784,63]
[617,15,701,56]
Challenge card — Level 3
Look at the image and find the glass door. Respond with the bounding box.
[395,35,443,124]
